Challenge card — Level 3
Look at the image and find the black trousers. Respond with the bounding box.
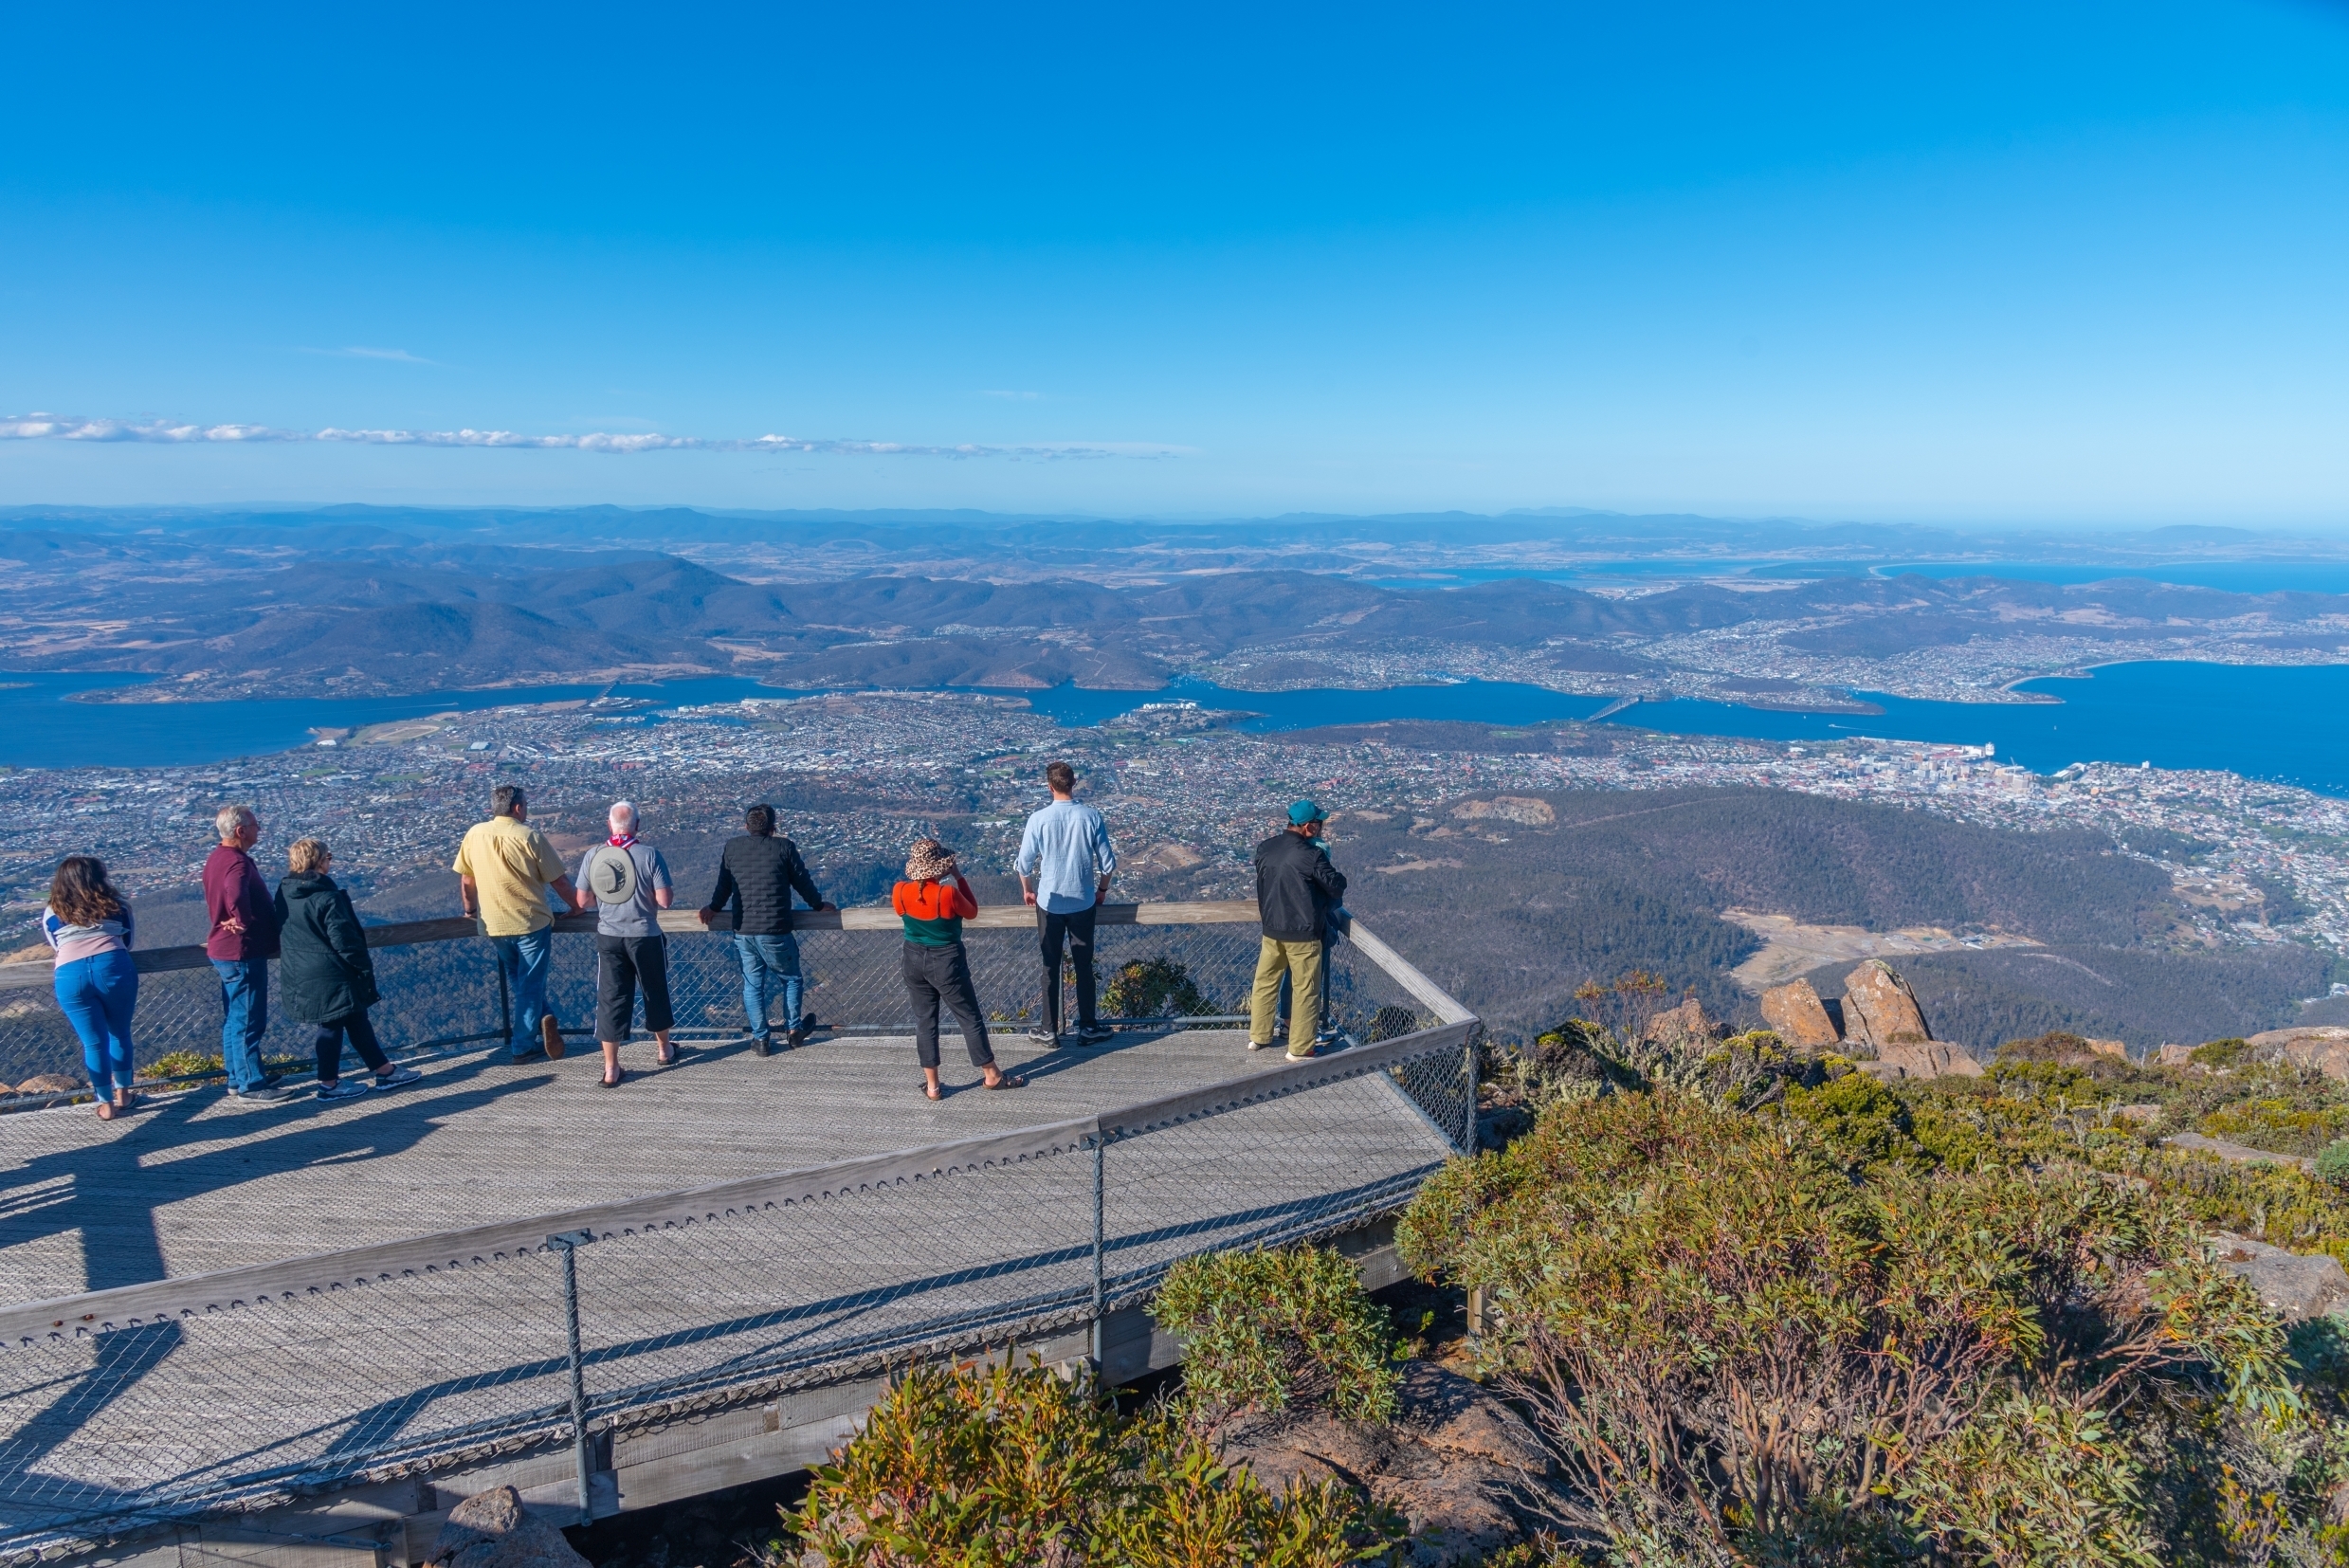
[596,934,675,1043]
[1036,904,1099,1033]
[314,1010,389,1082]
[901,940,993,1070]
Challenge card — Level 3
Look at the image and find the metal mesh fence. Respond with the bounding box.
[0,915,1476,1563]
[0,942,507,1096]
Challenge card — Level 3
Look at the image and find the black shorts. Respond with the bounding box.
[595,933,674,1043]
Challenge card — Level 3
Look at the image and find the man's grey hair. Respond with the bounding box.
[214,804,257,843]
[492,784,524,818]
[609,800,638,834]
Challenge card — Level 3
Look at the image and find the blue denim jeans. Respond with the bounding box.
[491,929,554,1058]
[212,957,270,1092]
[735,933,803,1039]
[58,949,139,1097]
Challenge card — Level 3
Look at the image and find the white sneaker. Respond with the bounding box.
[316,1079,372,1103]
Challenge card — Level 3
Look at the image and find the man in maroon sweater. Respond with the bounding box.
[207,804,286,1102]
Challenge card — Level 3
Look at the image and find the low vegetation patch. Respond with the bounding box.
[776,1358,1405,1567]
[1152,1245,1401,1425]
[1412,1007,2349,1566]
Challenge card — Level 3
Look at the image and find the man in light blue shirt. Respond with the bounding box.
[1015,760,1118,1045]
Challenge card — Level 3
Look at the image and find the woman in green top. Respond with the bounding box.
[892,839,1022,1101]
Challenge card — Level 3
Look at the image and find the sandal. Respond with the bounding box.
[985,1073,1027,1091]
[96,1102,118,1121]
[599,1067,626,1088]
[656,1046,680,1067]
[924,1082,944,1101]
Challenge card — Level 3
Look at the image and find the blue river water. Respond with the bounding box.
[2,663,2344,798]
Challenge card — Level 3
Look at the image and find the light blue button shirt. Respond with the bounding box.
[1015,799,1117,915]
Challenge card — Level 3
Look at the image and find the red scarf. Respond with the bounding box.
[608,834,636,849]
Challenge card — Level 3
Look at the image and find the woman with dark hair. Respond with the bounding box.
[42,856,140,1118]
[275,837,422,1102]
[892,838,1022,1101]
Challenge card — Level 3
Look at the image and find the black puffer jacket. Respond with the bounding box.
[1254,830,1348,943]
[273,872,380,1024]
[704,833,825,934]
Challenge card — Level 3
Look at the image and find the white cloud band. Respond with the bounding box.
[0,413,1179,461]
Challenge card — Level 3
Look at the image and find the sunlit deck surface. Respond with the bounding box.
[0,1025,1347,1304]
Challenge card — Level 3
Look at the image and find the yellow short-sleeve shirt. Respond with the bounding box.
[453,815,569,936]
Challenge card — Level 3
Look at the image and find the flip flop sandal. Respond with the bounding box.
[923,1082,944,1101]
[599,1067,625,1088]
[986,1074,1027,1090]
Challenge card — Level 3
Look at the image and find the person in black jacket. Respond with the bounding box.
[1249,800,1349,1059]
[274,838,422,1102]
[699,804,836,1055]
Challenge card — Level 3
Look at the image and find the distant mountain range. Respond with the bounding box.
[0,506,2343,701]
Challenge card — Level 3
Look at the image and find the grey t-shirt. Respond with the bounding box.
[575,841,672,939]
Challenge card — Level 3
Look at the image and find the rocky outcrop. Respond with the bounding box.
[2085,1037,2129,1060]
[1859,1041,1983,1082]
[1646,997,1721,1047]
[2165,1133,2316,1174]
[1840,960,1932,1048]
[1215,1361,1556,1567]
[2157,1043,2195,1067]
[2249,1026,2349,1083]
[1759,979,1840,1048]
[428,1486,590,1568]
[13,1074,79,1095]
[2212,1232,2349,1322]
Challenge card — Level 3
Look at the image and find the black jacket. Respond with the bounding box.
[273,872,380,1024]
[1254,830,1348,943]
[705,833,824,935]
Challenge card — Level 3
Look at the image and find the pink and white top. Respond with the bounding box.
[41,906,134,967]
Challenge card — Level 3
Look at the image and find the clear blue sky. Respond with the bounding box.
[4,1,2346,524]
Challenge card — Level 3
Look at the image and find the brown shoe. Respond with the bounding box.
[541,1014,565,1061]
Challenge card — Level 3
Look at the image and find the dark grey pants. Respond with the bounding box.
[596,934,674,1043]
[901,940,993,1070]
[1036,904,1098,1033]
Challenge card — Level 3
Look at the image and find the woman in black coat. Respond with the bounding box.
[275,837,421,1102]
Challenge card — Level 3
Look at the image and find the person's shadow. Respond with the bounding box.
[0,1058,544,1494]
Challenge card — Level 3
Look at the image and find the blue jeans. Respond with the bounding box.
[58,949,139,1097]
[492,929,554,1058]
[212,957,270,1092]
[735,933,803,1038]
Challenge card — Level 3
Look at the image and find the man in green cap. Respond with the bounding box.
[1249,798,1348,1059]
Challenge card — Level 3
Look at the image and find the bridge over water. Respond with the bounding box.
[0,903,1477,1568]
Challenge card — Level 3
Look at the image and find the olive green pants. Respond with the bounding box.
[1248,937,1324,1055]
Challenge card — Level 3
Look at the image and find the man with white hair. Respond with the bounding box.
[206,803,288,1102]
[575,800,675,1088]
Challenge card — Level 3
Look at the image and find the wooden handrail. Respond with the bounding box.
[0,901,1263,992]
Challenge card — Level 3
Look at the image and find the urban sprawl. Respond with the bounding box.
[1,691,2343,961]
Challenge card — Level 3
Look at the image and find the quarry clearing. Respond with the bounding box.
[1724,908,2043,993]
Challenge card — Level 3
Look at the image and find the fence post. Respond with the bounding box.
[1459,1026,1481,1154]
[548,1230,596,1526]
[1089,1134,1106,1367]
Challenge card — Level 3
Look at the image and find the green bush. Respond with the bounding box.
[1102,957,1215,1019]
[1152,1246,1400,1425]
[787,1358,1404,1566]
[2319,1140,2349,1190]
[1400,1086,2302,1565]
[2192,1037,2253,1068]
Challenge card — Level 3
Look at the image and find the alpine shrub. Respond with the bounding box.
[788,1358,1403,1566]
[1152,1246,1400,1424]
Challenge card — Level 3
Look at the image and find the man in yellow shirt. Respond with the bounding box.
[454,784,588,1062]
